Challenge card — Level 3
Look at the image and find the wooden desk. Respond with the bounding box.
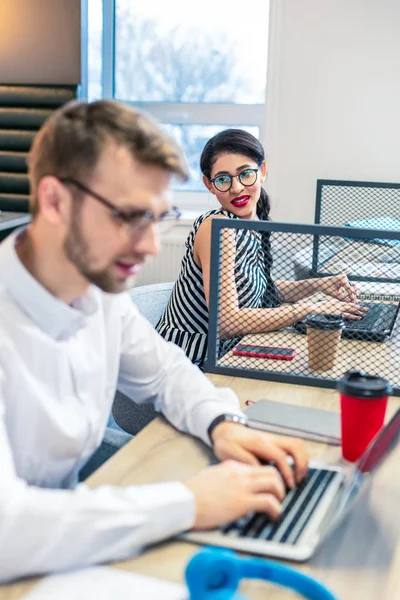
[2,375,400,600]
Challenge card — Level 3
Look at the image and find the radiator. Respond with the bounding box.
[135,232,187,286]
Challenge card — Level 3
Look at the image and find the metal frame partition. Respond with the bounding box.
[314,179,400,225]
[313,180,400,276]
[205,219,400,395]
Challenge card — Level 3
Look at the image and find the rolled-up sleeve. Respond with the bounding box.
[0,369,195,582]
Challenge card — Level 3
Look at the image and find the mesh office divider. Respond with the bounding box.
[315,179,400,227]
[313,180,400,280]
[205,219,400,395]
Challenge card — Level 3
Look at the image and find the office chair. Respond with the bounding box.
[111,282,175,435]
[128,281,175,327]
[80,282,175,480]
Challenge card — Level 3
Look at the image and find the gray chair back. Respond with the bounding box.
[128,281,175,326]
[112,282,174,435]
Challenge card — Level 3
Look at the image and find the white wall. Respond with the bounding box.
[264,0,400,224]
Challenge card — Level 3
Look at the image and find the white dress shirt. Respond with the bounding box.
[0,228,244,582]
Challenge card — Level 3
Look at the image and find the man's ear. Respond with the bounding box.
[202,174,214,194]
[37,176,71,224]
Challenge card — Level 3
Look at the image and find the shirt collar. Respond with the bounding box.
[0,227,99,340]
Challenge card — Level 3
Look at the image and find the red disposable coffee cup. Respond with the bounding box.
[338,370,392,462]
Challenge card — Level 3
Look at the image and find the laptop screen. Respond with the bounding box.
[323,408,400,541]
[357,408,400,474]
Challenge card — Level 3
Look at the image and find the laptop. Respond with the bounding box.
[182,408,400,562]
[293,300,400,342]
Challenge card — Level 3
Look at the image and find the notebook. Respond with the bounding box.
[23,566,187,600]
[182,408,400,562]
[244,399,341,445]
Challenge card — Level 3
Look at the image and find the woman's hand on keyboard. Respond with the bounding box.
[308,298,368,320]
[185,460,286,529]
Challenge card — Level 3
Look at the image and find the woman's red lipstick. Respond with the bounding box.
[231,195,250,207]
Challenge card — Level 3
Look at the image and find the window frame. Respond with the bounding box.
[81,0,272,211]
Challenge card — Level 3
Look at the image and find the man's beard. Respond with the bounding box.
[63,213,134,294]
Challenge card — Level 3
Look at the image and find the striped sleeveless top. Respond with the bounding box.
[156,208,279,369]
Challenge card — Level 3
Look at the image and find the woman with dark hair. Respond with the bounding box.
[156,129,365,369]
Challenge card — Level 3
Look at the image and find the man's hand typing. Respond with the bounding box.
[184,460,285,529]
[210,422,309,489]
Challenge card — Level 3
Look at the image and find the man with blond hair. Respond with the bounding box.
[0,100,307,581]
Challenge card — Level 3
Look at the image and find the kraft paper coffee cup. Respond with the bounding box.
[306,313,344,372]
[338,370,391,462]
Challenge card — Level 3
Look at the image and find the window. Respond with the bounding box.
[86,0,102,101]
[83,0,270,209]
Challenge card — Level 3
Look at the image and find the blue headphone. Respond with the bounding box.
[185,548,337,600]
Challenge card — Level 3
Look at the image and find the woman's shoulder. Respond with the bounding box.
[192,209,236,242]
[186,209,237,252]
[193,208,233,229]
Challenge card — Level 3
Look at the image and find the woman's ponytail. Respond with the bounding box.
[256,188,283,307]
[256,187,271,221]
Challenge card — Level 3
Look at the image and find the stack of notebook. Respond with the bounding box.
[245,399,341,445]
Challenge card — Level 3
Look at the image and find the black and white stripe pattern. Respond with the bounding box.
[156,209,270,369]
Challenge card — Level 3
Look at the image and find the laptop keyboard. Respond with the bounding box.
[293,301,398,340]
[221,467,336,546]
[344,302,397,332]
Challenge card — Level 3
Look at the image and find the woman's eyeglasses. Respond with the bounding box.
[59,178,181,235]
[210,168,259,193]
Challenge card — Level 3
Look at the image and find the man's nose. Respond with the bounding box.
[130,223,160,257]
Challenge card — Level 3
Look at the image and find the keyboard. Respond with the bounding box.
[220,468,336,546]
[294,301,399,342]
[344,302,397,332]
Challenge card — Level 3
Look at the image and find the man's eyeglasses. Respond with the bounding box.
[59,178,181,235]
[210,168,259,193]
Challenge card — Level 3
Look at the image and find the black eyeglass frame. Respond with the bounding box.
[209,168,259,193]
[59,177,181,230]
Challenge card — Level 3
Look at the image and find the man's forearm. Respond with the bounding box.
[0,480,194,582]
